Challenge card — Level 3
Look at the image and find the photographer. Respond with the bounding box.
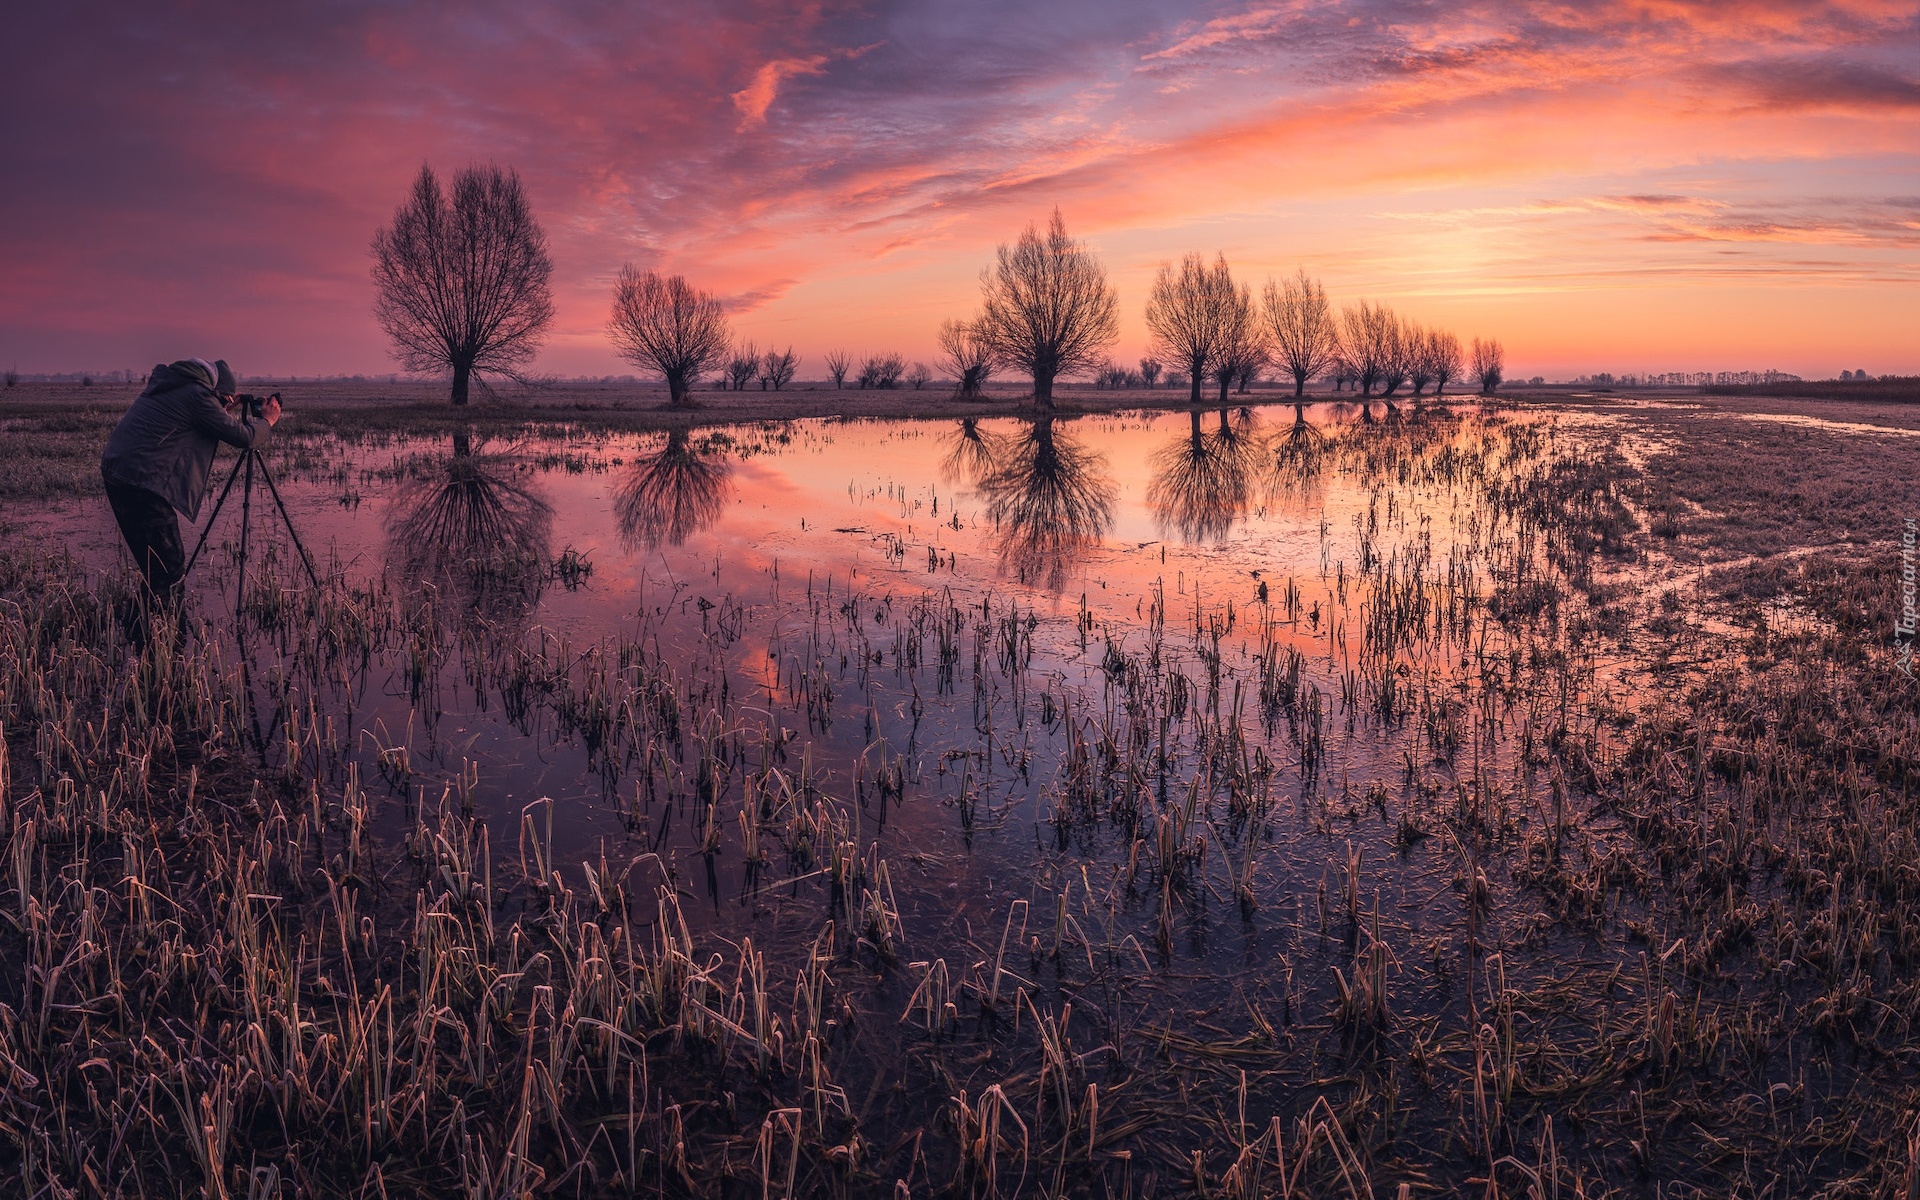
[99,358,281,625]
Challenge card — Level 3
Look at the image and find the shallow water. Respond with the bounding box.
[57,399,1594,1035]
[26,396,1911,1191]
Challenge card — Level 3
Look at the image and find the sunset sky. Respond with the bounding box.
[4,1,1917,381]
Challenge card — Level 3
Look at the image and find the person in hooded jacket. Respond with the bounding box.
[99,358,282,627]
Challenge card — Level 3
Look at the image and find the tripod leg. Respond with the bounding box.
[182,453,248,580]
[254,452,321,587]
[236,451,254,623]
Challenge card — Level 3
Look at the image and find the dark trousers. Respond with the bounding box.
[104,478,185,612]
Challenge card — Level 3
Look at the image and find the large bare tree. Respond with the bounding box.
[607,268,730,408]
[1426,329,1463,396]
[1379,316,1412,397]
[938,318,994,398]
[371,164,555,405]
[1146,253,1238,406]
[976,210,1119,407]
[1403,321,1433,396]
[1339,302,1397,396]
[1472,338,1505,394]
[1221,292,1268,399]
[1263,269,1340,398]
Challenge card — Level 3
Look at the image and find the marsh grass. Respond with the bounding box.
[2,397,1917,1197]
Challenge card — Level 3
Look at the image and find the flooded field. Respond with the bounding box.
[3,397,1916,1197]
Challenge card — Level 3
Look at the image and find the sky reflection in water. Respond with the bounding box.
[65,400,1505,952]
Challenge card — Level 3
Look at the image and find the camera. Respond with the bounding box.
[233,392,279,422]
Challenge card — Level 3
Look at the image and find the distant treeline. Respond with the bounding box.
[1575,370,1803,387]
[1702,376,1920,402]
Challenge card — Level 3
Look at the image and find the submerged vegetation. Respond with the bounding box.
[0,396,1916,1196]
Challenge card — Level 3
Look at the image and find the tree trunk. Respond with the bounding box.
[667,369,690,407]
[1188,362,1203,406]
[1294,374,1306,398]
[1033,369,1055,408]
[1218,376,1230,404]
[453,428,472,456]
[452,361,471,406]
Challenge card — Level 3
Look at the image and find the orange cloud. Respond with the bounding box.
[732,56,831,128]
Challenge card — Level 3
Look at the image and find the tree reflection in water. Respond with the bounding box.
[385,432,553,618]
[938,417,1002,486]
[975,417,1115,591]
[614,429,735,551]
[1267,402,1328,511]
[1147,408,1262,543]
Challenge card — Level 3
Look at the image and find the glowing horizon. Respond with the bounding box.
[3,1,1916,382]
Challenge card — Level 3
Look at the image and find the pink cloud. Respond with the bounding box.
[0,0,1915,377]
[732,56,831,128]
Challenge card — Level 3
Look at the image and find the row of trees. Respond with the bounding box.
[1138,259,1503,401]
[940,225,1504,406]
[368,164,1506,407]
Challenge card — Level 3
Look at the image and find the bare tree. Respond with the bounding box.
[1404,322,1434,395]
[1146,253,1238,406]
[938,318,994,398]
[1472,337,1505,394]
[1233,354,1263,394]
[1329,351,1356,392]
[908,362,933,390]
[607,267,730,408]
[824,350,852,389]
[1339,302,1397,396]
[1264,269,1340,398]
[2,367,16,389]
[1379,316,1412,397]
[976,210,1119,408]
[860,353,905,389]
[761,346,798,391]
[725,341,760,391]
[1211,285,1264,403]
[1139,358,1162,388]
[371,164,555,405]
[1427,330,1463,396]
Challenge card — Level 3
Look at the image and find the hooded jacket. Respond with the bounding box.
[100,361,272,521]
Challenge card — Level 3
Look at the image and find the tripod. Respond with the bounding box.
[182,445,320,618]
